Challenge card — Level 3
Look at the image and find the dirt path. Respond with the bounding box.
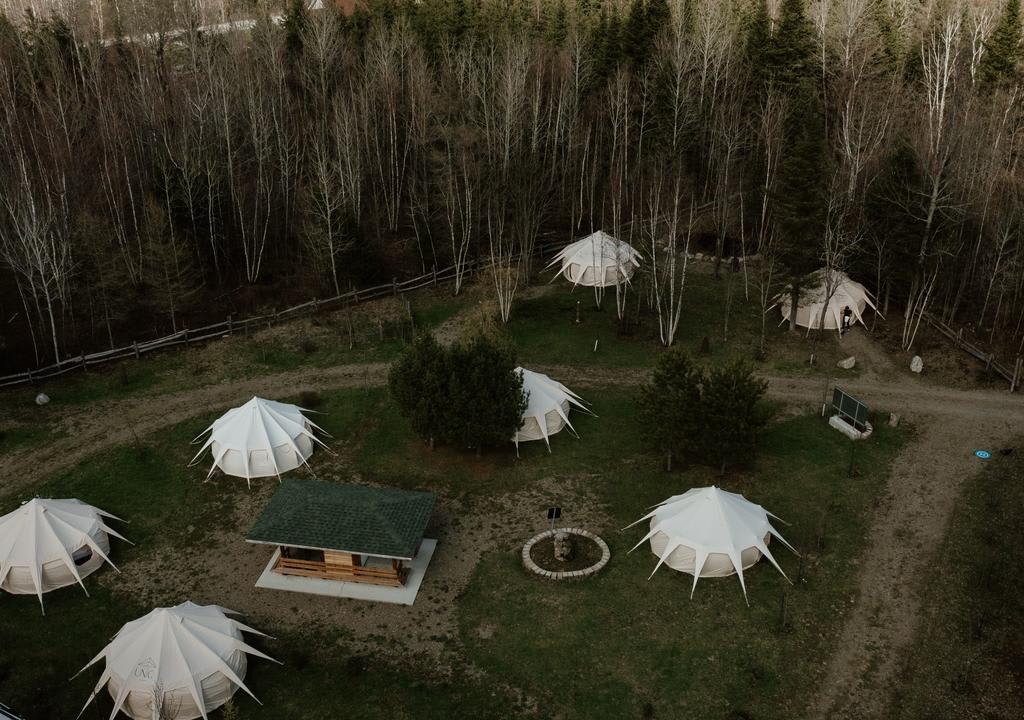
[836,326,900,383]
[2,343,1020,718]
[806,415,1015,720]
[0,362,389,498]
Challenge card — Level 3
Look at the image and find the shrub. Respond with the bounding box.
[389,334,449,448]
[221,700,241,720]
[299,338,319,354]
[389,330,526,452]
[640,351,770,473]
[699,360,770,472]
[639,348,702,471]
[445,330,526,451]
[298,390,322,408]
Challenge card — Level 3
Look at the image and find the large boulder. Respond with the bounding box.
[910,355,924,374]
[837,356,856,370]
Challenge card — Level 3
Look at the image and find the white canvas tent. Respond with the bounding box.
[0,498,129,612]
[513,367,589,451]
[547,231,642,288]
[626,486,796,601]
[190,397,329,486]
[778,268,879,335]
[77,601,278,720]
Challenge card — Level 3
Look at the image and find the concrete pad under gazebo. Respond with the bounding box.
[246,479,437,606]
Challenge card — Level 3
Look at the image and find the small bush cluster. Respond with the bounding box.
[389,331,526,452]
[640,349,770,473]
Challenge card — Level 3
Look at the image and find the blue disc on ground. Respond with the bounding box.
[975,450,991,459]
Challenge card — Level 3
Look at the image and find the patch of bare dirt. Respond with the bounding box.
[430,281,557,346]
[104,472,611,673]
[836,326,899,384]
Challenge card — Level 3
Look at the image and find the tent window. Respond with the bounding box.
[72,546,93,566]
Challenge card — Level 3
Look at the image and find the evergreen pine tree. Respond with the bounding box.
[980,0,1022,86]
[545,0,569,45]
[744,0,774,89]
[282,0,308,62]
[389,334,450,449]
[773,86,829,325]
[591,6,624,80]
[639,349,703,470]
[769,0,815,90]
[645,0,672,43]
[623,0,648,67]
[445,330,526,451]
[872,0,903,74]
[697,361,770,474]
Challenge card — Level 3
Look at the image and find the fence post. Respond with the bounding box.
[378,317,384,341]
[184,327,190,348]
[1012,356,1023,393]
[227,315,233,335]
[26,367,33,385]
[313,298,319,315]
[956,328,963,348]
[392,277,398,297]
[986,353,993,371]
[432,264,437,286]
[80,354,87,373]
[133,341,140,360]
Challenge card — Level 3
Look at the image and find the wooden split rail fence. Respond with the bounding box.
[921,311,1024,393]
[0,240,562,390]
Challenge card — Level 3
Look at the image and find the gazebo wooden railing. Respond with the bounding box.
[273,555,408,587]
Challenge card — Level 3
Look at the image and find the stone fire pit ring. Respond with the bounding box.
[522,527,610,581]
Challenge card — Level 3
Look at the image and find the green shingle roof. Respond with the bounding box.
[246,479,435,559]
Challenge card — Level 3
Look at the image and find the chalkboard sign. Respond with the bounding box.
[547,507,562,520]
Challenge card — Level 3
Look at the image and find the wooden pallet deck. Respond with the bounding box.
[272,556,408,587]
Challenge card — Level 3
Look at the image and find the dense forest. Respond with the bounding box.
[0,0,1021,372]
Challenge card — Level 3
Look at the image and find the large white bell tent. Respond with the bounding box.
[626,486,796,602]
[778,268,879,335]
[190,397,329,486]
[514,367,589,451]
[547,230,642,288]
[77,601,277,720]
[0,498,129,612]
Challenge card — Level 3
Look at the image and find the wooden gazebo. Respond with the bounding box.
[246,479,435,589]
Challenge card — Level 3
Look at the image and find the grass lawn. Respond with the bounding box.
[0,288,466,415]
[456,408,905,720]
[1,380,903,719]
[0,271,866,460]
[890,447,1024,720]
[508,271,859,378]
